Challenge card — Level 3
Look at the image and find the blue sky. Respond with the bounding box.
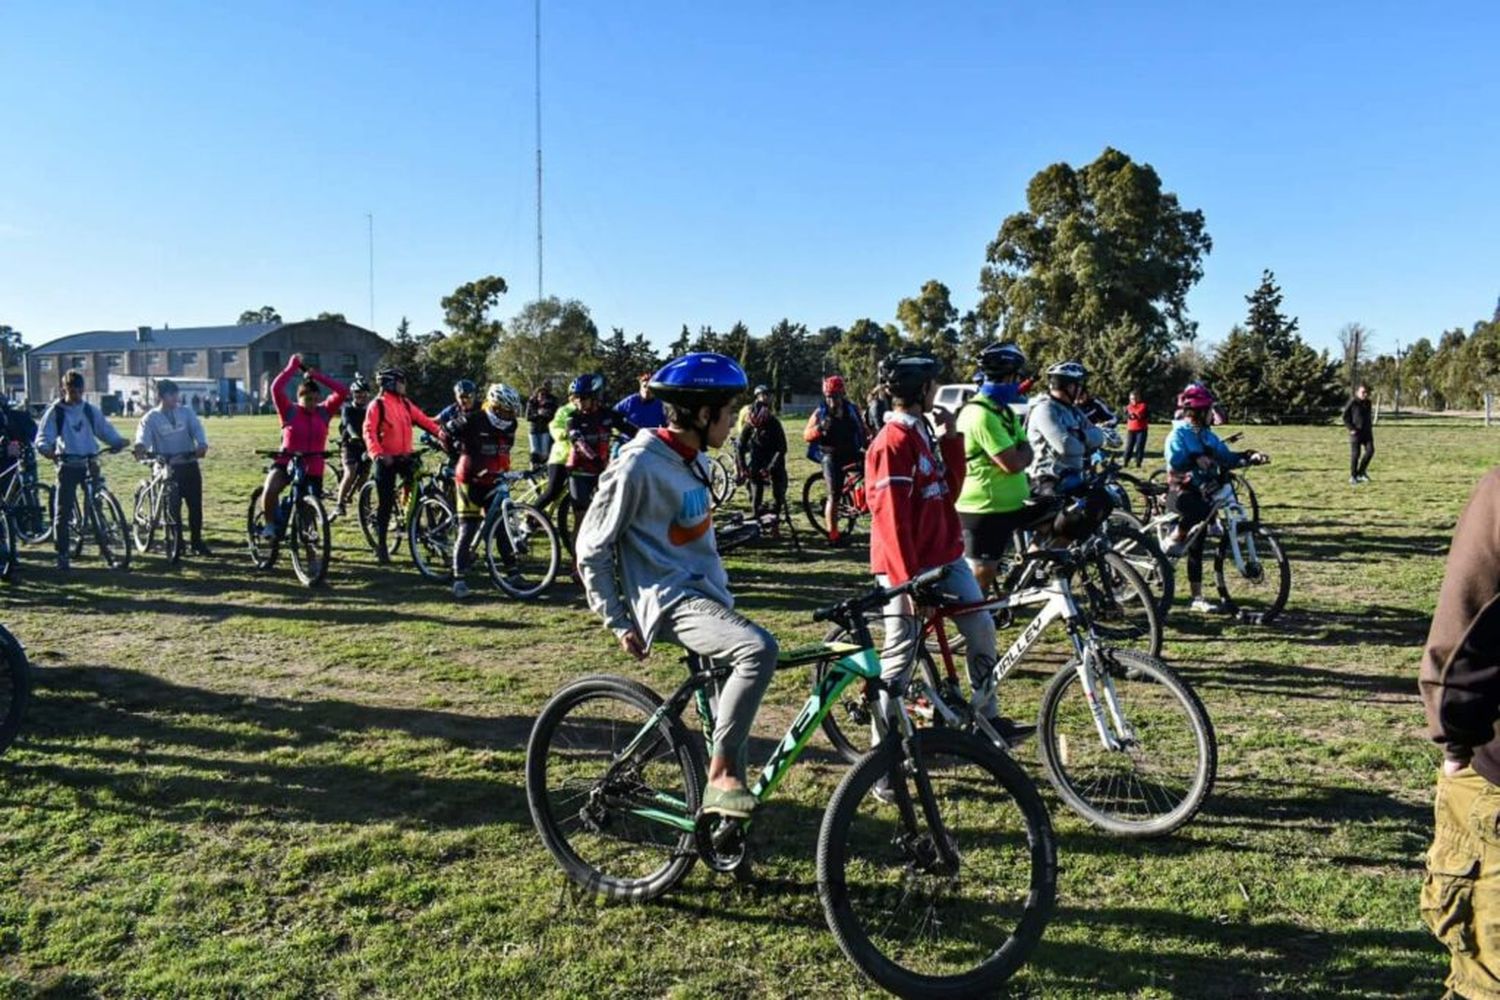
[2,1,1496,356]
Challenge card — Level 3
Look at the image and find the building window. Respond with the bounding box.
[68,355,87,370]
[301,353,321,370]
[339,353,358,375]
[145,352,161,367]
[176,351,198,366]
[104,354,123,369]
[220,350,238,365]
[38,358,53,371]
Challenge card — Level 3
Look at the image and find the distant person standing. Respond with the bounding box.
[525,381,559,469]
[1124,390,1149,467]
[1343,384,1374,485]
[614,373,665,430]
[1417,467,1500,998]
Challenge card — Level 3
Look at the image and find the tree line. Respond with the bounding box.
[1351,303,1500,412]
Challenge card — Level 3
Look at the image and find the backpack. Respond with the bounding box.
[53,400,96,437]
[961,395,1021,462]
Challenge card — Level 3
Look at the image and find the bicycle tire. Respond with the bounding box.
[131,482,158,555]
[813,620,945,765]
[160,481,183,566]
[486,502,560,599]
[1103,515,1175,621]
[287,495,330,587]
[818,728,1056,997]
[709,454,736,509]
[555,496,578,558]
[357,480,379,550]
[93,489,131,570]
[526,674,705,901]
[801,471,857,537]
[1036,648,1216,837]
[1214,523,1290,625]
[0,511,15,582]
[0,625,31,754]
[1075,550,1161,657]
[12,481,53,545]
[408,493,454,582]
[1229,472,1262,525]
[246,487,277,569]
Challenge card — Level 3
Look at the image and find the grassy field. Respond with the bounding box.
[0,413,1491,998]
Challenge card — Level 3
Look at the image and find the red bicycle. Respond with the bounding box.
[801,461,867,536]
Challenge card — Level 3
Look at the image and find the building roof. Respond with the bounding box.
[32,323,280,355]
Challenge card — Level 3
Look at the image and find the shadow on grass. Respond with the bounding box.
[1190,657,1418,702]
[10,664,534,829]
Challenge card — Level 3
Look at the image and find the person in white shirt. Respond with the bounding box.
[133,380,212,556]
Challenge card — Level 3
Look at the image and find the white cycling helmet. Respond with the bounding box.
[1045,361,1087,386]
[486,382,522,415]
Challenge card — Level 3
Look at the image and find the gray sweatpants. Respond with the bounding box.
[877,556,998,720]
[658,597,779,775]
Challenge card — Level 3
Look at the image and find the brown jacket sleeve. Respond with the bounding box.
[1420,468,1500,761]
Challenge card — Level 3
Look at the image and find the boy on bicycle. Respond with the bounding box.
[132,379,212,556]
[955,343,1034,594]
[1164,383,1268,612]
[802,375,865,547]
[866,352,1030,749]
[442,382,524,599]
[260,355,347,539]
[576,353,776,819]
[35,368,128,570]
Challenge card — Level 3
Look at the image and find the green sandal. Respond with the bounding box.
[701,784,757,818]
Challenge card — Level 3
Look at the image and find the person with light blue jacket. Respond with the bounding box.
[1163,384,1269,611]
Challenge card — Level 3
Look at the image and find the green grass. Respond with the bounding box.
[0,414,1490,997]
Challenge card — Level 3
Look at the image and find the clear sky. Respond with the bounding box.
[3,1,1496,356]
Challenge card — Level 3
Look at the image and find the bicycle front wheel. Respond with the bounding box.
[0,625,31,754]
[1104,515,1175,622]
[1037,649,1216,837]
[1075,550,1161,657]
[246,487,277,569]
[487,502,560,599]
[93,490,131,570]
[709,454,736,508]
[12,481,53,544]
[1214,523,1290,624]
[160,481,183,566]
[288,496,330,586]
[813,619,947,764]
[131,483,158,554]
[802,472,856,537]
[818,728,1056,998]
[408,494,455,582]
[525,675,704,902]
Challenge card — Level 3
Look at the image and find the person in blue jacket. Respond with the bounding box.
[614,373,666,430]
[1163,383,1268,612]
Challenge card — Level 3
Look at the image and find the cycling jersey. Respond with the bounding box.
[567,408,635,475]
[271,361,346,477]
[363,391,442,460]
[955,395,1028,514]
[866,411,965,586]
[339,400,369,447]
[446,406,517,483]
[1026,395,1104,484]
[614,393,665,430]
[546,402,576,466]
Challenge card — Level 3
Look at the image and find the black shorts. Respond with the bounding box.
[959,510,1030,563]
[341,442,368,474]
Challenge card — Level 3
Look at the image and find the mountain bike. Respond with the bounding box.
[0,449,54,545]
[357,445,449,557]
[0,625,31,756]
[1143,433,1262,524]
[407,471,562,598]
[526,564,1056,997]
[246,450,332,587]
[1142,462,1288,623]
[802,460,867,537]
[708,450,738,508]
[57,453,131,569]
[130,454,183,565]
[814,546,1214,838]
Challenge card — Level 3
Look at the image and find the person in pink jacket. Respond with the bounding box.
[258,354,347,536]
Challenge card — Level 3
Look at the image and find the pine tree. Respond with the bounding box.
[1245,270,1299,361]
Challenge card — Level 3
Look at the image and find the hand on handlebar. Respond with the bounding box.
[618,628,647,661]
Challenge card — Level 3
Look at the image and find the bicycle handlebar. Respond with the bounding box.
[812,564,948,623]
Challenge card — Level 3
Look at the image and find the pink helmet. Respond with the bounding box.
[822,375,846,396]
[1177,384,1216,411]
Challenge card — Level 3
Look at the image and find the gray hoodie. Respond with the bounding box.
[135,404,208,463]
[36,399,127,458]
[575,429,732,646]
[1026,394,1104,482]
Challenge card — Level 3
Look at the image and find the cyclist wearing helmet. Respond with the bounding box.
[802,374,866,546]
[867,352,1031,751]
[736,384,788,519]
[1025,360,1105,496]
[132,379,212,556]
[363,366,445,562]
[614,372,666,430]
[532,376,591,512]
[437,379,478,427]
[565,373,637,519]
[443,382,524,598]
[259,354,348,539]
[1164,384,1269,612]
[525,380,560,468]
[576,352,775,819]
[333,375,372,519]
[955,343,1035,592]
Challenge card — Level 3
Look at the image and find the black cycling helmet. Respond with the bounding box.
[979,342,1027,380]
[453,378,477,398]
[349,374,370,393]
[877,352,944,400]
[376,367,406,391]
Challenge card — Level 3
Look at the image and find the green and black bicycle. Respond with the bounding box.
[526,565,1057,998]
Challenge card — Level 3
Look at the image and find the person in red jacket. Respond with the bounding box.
[865,352,1031,754]
[363,366,445,562]
[259,354,347,536]
[1123,390,1149,468]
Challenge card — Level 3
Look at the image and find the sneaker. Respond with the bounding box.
[330,504,346,521]
[452,579,470,599]
[1349,476,1359,486]
[1165,540,1188,559]
[1189,596,1221,613]
[701,784,757,818]
[503,572,527,591]
[1358,474,1371,483]
[871,778,898,805]
[191,541,214,557]
[375,545,391,565]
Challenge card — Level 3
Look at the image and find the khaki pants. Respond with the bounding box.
[1424,767,1500,999]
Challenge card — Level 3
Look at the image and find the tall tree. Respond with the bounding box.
[237,306,282,325]
[0,325,26,400]
[490,297,600,398]
[896,279,961,374]
[1245,270,1299,361]
[312,311,348,323]
[977,147,1211,402]
[829,318,898,401]
[1207,326,1265,421]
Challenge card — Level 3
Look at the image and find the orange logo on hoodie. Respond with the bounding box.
[668,486,713,546]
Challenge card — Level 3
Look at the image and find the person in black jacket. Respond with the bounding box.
[737,386,788,518]
[1343,384,1374,485]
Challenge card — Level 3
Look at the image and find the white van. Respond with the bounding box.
[933,384,1029,422]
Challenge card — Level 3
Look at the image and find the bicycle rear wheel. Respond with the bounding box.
[818,728,1056,997]
[487,502,560,599]
[1214,523,1290,624]
[709,454,736,508]
[246,487,277,569]
[1037,649,1216,837]
[0,625,31,754]
[0,511,15,582]
[92,489,131,570]
[11,481,53,544]
[288,496,330,586]
[1103,515,1175,621]
[131,483,157,554]
[802,471,857,537]
[526,675,704,901]
[1074,550,1160,657]
[408,493,454,582]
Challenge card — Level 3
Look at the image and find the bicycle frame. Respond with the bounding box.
[609,640,881,834]
[1145,479,1257,575]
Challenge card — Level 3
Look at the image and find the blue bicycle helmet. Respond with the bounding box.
[648,353,749,404]
[570,373,598,398]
